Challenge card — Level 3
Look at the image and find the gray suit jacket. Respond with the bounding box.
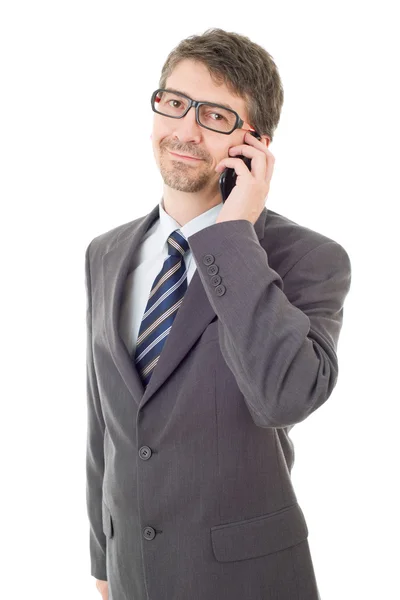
[85,202,351,600]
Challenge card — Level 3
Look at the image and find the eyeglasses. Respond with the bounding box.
[151,88,255,135]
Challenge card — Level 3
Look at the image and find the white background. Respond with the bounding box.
[1,1,399,599]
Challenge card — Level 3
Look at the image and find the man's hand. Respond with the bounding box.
[95,579,108,600]
[214,130,275,225]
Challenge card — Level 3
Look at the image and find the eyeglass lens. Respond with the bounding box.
[153,90,237,133]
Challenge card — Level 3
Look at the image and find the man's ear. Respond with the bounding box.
[262,135,271,147]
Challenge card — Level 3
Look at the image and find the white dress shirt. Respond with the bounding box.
[119,197,224,356]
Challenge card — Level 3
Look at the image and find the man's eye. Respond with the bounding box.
[168,100,182,108]
[208,112,226,121]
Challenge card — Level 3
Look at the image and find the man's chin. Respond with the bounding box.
[160,169,212,194]
[163,180,207,193]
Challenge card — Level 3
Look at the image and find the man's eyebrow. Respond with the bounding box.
[165,87,235,111]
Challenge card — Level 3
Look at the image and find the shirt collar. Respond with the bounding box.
[158,196,224,250]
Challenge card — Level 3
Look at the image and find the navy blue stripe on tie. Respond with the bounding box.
[133,229,190,388]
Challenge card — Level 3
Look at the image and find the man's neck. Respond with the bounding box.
[162,187,222,226]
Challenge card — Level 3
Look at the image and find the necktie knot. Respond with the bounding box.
[167,229,189,258]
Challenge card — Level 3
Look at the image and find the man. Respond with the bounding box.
[85,28,351,600]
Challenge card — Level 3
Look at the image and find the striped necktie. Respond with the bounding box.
[133,229,190,389]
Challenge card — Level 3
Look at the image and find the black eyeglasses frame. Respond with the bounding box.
[151,88,253,135]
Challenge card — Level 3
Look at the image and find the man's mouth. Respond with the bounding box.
[168,150,203,162]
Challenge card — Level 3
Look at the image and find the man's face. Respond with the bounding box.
[151,59,255,194]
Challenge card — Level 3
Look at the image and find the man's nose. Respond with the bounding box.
[172,106,203,142]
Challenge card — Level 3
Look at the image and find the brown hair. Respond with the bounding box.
[158,28,284,142]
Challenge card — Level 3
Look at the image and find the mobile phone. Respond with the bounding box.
[218,130,262,203]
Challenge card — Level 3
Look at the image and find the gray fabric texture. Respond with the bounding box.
[85,203,351,599]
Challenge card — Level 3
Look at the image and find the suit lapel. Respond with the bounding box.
[102,202,267,410]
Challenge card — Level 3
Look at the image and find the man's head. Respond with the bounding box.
[151,28,284,213]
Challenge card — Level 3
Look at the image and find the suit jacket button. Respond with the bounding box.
[143,526,156,540]
[203,254,215,266]
[210,274,221,286]
[139,446,152,460]
[215,284,226,296]
[207,264,218,276]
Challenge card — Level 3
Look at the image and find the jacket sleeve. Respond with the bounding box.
[85,241,107,580]
[187,219,352,429]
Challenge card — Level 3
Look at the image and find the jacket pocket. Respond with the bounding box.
[102,499,114,538]
[210,502,308,562]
